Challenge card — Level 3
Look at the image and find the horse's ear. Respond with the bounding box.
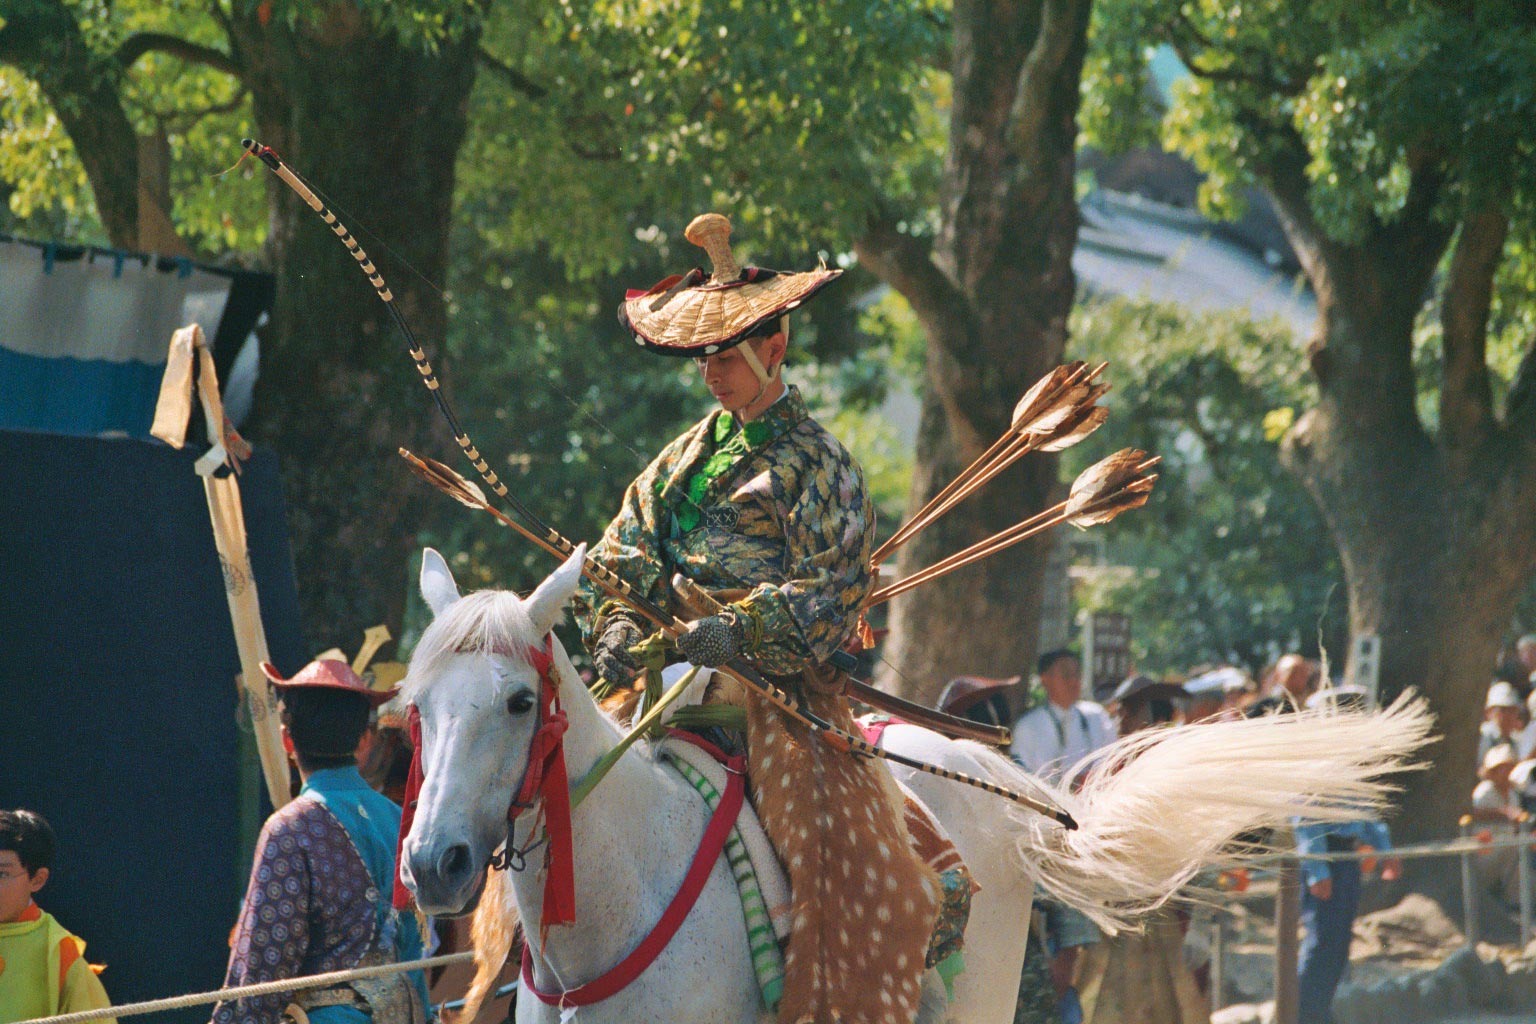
[420,547,462,617]
[524,543,586,638]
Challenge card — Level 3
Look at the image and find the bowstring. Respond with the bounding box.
[249,166,937,704]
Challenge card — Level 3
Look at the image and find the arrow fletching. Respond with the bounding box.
[1036,402,1109,452]
[400,448,490,509]
[1067,477,1157,528]
[1011,362,1086,431]
[1065,448,1160,528]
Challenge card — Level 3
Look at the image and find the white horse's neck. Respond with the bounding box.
[511,650,693,991]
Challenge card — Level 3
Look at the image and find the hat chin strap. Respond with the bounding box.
[735,318,785,410]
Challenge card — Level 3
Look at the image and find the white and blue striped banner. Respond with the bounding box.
[0,237,233,439]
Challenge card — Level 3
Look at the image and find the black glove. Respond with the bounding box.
[594,615,645,685]
[675,610,752,668]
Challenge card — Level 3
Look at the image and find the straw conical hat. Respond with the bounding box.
[620,213,842,357]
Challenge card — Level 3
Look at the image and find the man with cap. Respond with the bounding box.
[1184,666,1252,723]
[1106,673,1187,735]
[1009,650,1117,785]
[574,213,940,1024]
[1480,680,1527,765]
[211,659,428,1024]
[1470,742,1527,906]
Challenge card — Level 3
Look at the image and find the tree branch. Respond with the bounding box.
[118,32,240,78]
[1006,0,1089,163]
[0,0,143,247]
[1439,208,1507,450]
[476,46,548,99]
[854,216,968,343]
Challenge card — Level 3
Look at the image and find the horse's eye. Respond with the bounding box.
[506,691,536,715]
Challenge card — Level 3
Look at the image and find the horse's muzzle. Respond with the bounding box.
[406,837,488,916]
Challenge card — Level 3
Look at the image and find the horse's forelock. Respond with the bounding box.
[402,590,542,701]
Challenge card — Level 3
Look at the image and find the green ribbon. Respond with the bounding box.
[674,412,773,533]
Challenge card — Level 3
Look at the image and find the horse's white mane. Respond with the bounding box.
[401,589,542,701]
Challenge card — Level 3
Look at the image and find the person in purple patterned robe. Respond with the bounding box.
[211,660,428,1024]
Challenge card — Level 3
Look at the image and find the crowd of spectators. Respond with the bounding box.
[941,646,1412,1024]
[1470,634,1536,910]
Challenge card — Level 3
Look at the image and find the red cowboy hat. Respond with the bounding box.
[260,658,397,707]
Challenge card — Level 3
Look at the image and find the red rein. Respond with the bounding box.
[393,636,576,939]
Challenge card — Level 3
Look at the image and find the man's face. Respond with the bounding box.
[0,850,46,923]
[1519,642,1536,672]
[694,335,783,414]
[1115,700,1152,734]
[1041,657,1083,708]
[1489,705,1522,737]
[1275,655,1311,698]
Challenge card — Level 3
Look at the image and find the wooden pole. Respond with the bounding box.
[1274,854,1301,1024]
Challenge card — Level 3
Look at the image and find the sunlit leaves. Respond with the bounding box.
[0,70,96,227]
[1067,297,1341,671]
[459,0,947,280]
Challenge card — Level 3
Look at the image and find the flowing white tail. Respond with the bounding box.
[965,694,1436,933]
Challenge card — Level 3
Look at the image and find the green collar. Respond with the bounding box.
[718,386,808,444]
[672,387,808,533]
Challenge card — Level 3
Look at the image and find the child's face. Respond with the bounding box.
[0,851,47,923]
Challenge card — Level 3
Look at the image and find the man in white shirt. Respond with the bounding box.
[1010,649,1118,785]
[1480,681,1527,764]
[1008,650,1119,1021]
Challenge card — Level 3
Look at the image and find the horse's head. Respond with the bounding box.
[399,543,587,916]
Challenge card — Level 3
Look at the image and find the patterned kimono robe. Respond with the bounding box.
[577,385,943,1024]
[576,385,873,674]
[211,768,428,1024]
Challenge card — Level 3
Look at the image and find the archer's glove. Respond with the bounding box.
[594,615,645,685]
[675,610,753,668]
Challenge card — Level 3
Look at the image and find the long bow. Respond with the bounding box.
[240,139,1078,829]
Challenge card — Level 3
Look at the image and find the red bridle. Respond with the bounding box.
[393,635,577,939]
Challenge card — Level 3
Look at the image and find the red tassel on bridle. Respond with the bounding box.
[393,635,576,940]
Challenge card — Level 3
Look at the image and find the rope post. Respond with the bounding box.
[1519,812,1533,946]
[1209,910,1224,1017]
[1459,814,1480,947]
[1274,854,1301,1024]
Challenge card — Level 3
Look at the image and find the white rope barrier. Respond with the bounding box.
[1224,829,1536,866]
[18,952,476,1024]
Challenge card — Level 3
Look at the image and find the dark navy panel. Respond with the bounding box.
[0,430,306,1023]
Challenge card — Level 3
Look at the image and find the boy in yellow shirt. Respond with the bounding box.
[0,810,115,1024]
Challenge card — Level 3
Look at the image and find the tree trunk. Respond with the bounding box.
[230,6,480,651]
[1280,209,1536,844]
[863,0,1092,705]
[0,0,142,248]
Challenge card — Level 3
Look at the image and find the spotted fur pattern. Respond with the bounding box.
[748,690,941,1024]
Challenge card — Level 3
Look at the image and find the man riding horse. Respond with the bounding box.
[574,213,953,1024]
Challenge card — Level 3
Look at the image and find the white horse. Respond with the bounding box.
[400,546,1433,1024]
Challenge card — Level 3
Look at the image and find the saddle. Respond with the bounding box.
[606,658,974,1022]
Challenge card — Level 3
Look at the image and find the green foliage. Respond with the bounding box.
[1096,0,1536,242]
[1068,297,1344,674]
[0,71,97,236]
[1078,9,1161,157]
[459,0,947,279]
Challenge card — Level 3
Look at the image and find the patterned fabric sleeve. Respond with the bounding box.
[575,481,667,648]
[211,817,313,1024]
[575,421,715,647]
[739,431,875,674]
